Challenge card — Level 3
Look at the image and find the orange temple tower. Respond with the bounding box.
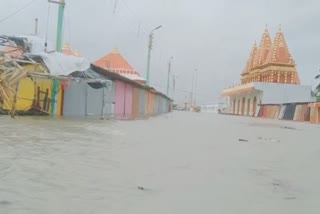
[94,48,145,84]
[241,26,300,85]
[222,26,312,116]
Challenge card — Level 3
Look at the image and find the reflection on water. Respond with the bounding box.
[0,113,319,214]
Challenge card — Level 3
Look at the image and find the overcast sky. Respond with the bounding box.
[1,0,320,104]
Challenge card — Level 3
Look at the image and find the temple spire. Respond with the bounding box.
[239,26,299,85]
[260,26,272,48]
[249,41,258,69]
[112,46,119,53]
[265,28,293,64]
[242,41,258,74]
[253,26,272,67]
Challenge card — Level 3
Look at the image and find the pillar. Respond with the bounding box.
[285,71,288,83]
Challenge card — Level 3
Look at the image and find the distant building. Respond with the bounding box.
[200,103,228,113]
[62,43,81,56]
[94,48,146,84]
[222,26,313,116]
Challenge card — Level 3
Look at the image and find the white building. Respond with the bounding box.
[200,103,228,113]
[223,82,313,116]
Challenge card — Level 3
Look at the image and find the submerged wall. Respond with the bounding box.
[254,103,315,123]
[2,75,63,116]
[63,80,114,118]
[309,103,320,124]
[61,78,172,119]
[2,66,172,119]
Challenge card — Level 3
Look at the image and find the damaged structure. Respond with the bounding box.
[0,35,172,119]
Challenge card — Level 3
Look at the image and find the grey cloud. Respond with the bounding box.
[1,0,320,104]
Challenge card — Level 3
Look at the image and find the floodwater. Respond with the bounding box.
[0,112,319,214]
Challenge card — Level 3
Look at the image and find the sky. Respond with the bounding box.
[1,0,320,104]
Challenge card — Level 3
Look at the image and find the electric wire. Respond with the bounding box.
[0,0,38,23]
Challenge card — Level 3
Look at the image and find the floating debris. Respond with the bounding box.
[281,126,297,130]
[257,137,280,143]
[0,51,29,118]
[137,186,145,191]
[272,182,281,186]
[0,200,11,206]
[284,196,296,200]
[238,139,249,142]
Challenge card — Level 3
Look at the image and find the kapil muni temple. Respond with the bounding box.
[222,26,317,120]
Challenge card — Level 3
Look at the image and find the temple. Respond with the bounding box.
[241,26,300,85]
[222,26,312,116]
[94,48,145,84]
[62,43,81,56]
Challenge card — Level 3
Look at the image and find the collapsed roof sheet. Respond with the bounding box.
[36,52,90,76]
[2,35,90,76]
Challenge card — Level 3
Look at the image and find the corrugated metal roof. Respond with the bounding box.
[91,64,172,101]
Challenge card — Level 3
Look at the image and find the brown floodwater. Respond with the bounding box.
[0,112,319,214]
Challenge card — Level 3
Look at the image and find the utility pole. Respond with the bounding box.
[166,57,173,96]
[146,25,162,85]
[146,33,153,85]
[172,75,177,101]
[190,68,197,108]
[34,18,39,35]
[190,69,194,107]
[189,91,193,110]
[48,0,65,52]
[184,96,188,111]
[194,69,198,107]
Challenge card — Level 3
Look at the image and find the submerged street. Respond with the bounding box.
[0,112,319,214]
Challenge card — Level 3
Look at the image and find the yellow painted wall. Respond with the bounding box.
[33,77,63,116]
[16,77,35,111]
[2,76,63,116]
[0,61,66,115]
[2,77,34,111]
[22,64,47,73]
[35,77,52,113]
